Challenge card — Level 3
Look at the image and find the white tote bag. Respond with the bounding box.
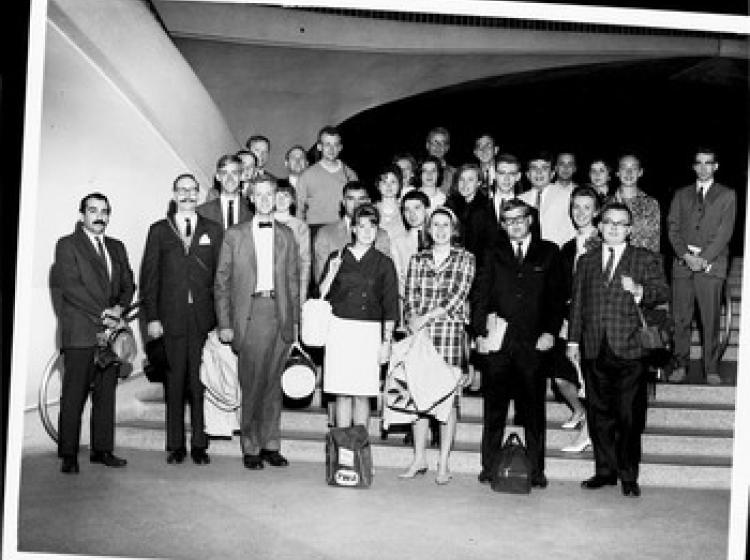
[301,250,341,347]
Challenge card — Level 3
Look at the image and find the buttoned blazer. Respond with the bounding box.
[139,215,223,337]
[51,222,135,348]
[197,197,253,230]
[568,245,669,360]
[214,220,300,352]
[471,236,564,349]
[667,182,736,279]
[313,220,391,284]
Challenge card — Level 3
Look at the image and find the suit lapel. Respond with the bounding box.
[610,245,632,285]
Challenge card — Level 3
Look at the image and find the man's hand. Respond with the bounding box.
[147,320,164,339]
[535,332,554,351]
[101,305,124,329]
[566,344,580,364]
[620,275,644,299]
[684,253,705,272]
[218,328,234,344]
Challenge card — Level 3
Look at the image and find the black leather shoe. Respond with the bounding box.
[621,481,641,497]
[531,474,548,488]
[191,449,210,465]
[581,474,617,489]
[167,449,187,464]
[61,456,79,474]
[260,449,289,467]
[243,454,264,470]
[478,470,492,484]
[90,451,127,468]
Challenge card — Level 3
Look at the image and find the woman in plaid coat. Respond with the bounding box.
[401,207,476,484]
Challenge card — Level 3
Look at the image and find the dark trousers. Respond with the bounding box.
[583,338,647,482]
[58,346,117,457]
[672,273,724,376]
[163,306,208,452]
[237,297,290,455]
[481,340,546,477]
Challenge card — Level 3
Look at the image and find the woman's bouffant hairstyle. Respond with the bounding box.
[350,203,380,244]
[426,206,462,247]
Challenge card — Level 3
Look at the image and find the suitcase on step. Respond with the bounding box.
[325,425,373,488]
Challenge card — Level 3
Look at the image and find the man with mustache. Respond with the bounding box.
[51,192,135,474]
[140,174,224,465]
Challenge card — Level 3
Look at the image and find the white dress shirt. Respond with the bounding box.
[83,228,111,278]
[219,193,241,229]
[253,217,275,291]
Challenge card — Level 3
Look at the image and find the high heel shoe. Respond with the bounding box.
[398,463,428,479]
[561,411,585,430]
[561,437,592,453]
[435,463,452,485]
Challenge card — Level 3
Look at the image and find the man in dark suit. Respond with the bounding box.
[140,173,223,465]
[214,175,300,470]
[197,154,253,226]
[567,202,670,497]
[472,199,564,489]
[667,148,736,385]
[51,192,135,473]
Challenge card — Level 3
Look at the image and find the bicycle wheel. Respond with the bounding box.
[38,350,63,443]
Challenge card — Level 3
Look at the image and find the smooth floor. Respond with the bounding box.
[12,448,730,560]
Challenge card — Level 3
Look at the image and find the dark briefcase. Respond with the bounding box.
[490,433,531,494]
[325,425,373,488]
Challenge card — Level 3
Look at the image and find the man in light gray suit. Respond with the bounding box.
[667,147,736,385]
[214,175,300,469]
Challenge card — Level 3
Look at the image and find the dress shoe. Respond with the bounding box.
[166,449,186,464]
[581,474,617,489]
[561,437,592,454]
[60,456,79,474]
[531,474,548,488]
[260,449,289,467]
[478,470,493,484]
[191,449,210,465]
[621,481,641,497]
[398,462,428,479]
[706,373,722,386]
[561,411,585,430]
[90,451,127,468]
[667,366,686,384]
[243,454,264,470]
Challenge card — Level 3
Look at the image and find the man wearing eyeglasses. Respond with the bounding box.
[140,173,224,466]
[567,202,669,497]
[472,199,564,490]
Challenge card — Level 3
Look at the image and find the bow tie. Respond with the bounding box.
[258,221,273,228]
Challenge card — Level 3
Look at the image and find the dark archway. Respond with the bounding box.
[339,56,748,255]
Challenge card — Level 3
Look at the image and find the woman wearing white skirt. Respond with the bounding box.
[319,203,399,428]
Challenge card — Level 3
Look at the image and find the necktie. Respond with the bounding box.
[95,236,106,263]
[227,200,235,227]
[697,187,704,205]
[515,242,524,265]
[603,247,615,283]
[535,188,542,210]
[185,218,192,237]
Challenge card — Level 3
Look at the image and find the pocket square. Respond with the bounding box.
[199,234,211,245]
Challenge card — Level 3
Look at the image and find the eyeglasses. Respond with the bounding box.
[176,187,199,195]
[502,215,529,226]
[601,219,630,227]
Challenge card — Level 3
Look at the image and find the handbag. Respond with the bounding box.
[635,302,670,351]
[301,250,342,347]
[94,325,137,377]
[490,432,531,494]
[325,425,372,488]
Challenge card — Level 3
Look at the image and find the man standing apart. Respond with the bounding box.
[472,199,563,489]
[246,135,274,179]
[214,176,300,470]
[667,148,736,385]
[567,203,669,497]
[140,174,223,465]
[296,126,357,227]
[52,193,135,473]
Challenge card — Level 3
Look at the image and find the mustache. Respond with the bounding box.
[93,220,106,226]
[178,197,197,203]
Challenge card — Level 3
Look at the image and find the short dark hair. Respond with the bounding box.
[317,125,341,143]
[392,152,417,170]
[427,126,450,144]
[350,204,380,243]
[79,192,111,214]
[569,185,602,226]
[376,164,404,198]
[172,173,198,191]
[285,144,308,162]
[496,153,520,168]
[249,172,278,192]
[400,189,430,231]
[589,158,611,172]
[246,135,271,150]
[556,152,576,164]
[419,155,444,188]
[275,181,296,202]
[235,149,258,165]
[694,146,718,162]
[600,201,633,225]
[500,198,531,218]
[342,180,368,198]
[527,151,554,167]
[216,154,242,170]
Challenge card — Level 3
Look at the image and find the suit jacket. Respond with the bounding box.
[472,236,564,350]
[214,220,300,352]
[313,219,391,283]
[197,196,253,230]
[139,214,223,337]
[667,181,736,279]
[568,245,670,360]
[51,222,135,348]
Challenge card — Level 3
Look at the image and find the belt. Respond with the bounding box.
[252,290,276,298]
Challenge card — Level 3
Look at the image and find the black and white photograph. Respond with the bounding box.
[2,1,749,559]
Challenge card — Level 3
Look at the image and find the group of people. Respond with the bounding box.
[52,125,736,499]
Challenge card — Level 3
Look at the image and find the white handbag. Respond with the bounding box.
[301,250,341,347]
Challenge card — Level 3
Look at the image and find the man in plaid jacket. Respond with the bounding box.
[567,202,669,497]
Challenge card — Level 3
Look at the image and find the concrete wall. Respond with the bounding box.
[19,0,237,408]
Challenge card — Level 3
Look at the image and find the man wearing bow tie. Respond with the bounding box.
[52,193,135,474]
[667,148,736,385]
[140,174,224,465]
[214,175,300,470]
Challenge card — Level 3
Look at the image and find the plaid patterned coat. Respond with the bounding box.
[568,244,670,360]
[404,247,476,366]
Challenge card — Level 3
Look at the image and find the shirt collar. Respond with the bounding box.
[697,179,713,192]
